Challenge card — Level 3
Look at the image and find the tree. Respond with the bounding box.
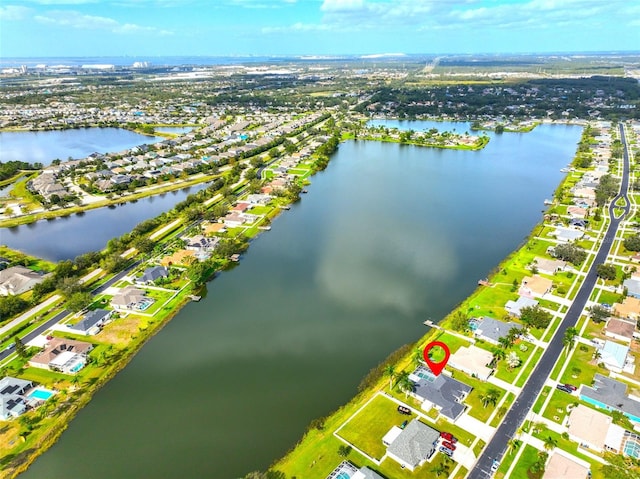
[492,348,506,364]
[395,371,414,398]
[450,311,469,332]
[101,253,128,273]
[624,234,640,252]
[506,351,521,370]
[66,291,93,312]
[383,364,396,390]
[543,435,557,451]
[431,460,450,477]
[520,305,552,329]
[562,327,579,353]
[14,336,27,359]
[498,336,512,349]
[551,243,587,265]
[480,388,501,407]
[596,263,617,281]
[588,305,610,323]
[57,276,83,298]
[508,438,520,455]
[337,445,352,457]
[133,237,155,254]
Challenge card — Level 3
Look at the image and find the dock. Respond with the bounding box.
[189,295,201,302]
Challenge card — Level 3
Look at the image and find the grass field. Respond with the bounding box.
[337,394,416,460]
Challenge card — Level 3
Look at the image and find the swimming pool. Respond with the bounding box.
[336,473,351,479]
[137,299,154,311]
[28,388,54,401]
[70,362,84,373]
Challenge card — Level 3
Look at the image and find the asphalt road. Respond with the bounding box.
[0,260,141,362]
[469,123,631,478]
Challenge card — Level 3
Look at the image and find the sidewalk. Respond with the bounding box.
[0,294,61,337]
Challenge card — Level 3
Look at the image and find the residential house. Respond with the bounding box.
[0,266,48,296]
[185,235,219,252]
[231,202,250,213]
[543,453,590,479]
[448,345,494,381]
[473,317,522,345]
[386,419,439,471]
[111,286,151,311]
[505,296,538,317]
[246,194,271,205]
[623,277,640,299]
[532,257,567,276]
[519,275,553,299]
[580,374,640,423]
[202,222,226,235]
[409,365,472,421]
[69,308,112,335]
[29,338,93,374]
[599,340,632,373]
[223,212,247,228]
[604,318,636,343]
[161,249,196,267]
[551,227,584,243]
[135,266,169,285]
[567,404,624,453]
[613,296,640,321]
[567,206,588,219]
[0,376,34,420]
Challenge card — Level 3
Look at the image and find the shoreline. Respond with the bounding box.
[0,119,585,478]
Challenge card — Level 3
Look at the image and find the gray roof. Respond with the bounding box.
[357,467,385,479]
[505,296,538,317]
[70,308,111,332]
[475,316,522,343]
[410,366,472,420]
[580,374,640,419]
[624,278,640,298]
[139,266,168,283]
[387,419,439,468]
[0,376,34,420]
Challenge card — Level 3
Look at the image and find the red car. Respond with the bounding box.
[440,432,457,443]
[442,441,456,451]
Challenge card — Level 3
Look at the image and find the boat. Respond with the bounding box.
[544,199,553,205]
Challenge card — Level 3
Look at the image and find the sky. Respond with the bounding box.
[0,0,639,58]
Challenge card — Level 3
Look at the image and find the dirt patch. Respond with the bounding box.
[99,315,147,346]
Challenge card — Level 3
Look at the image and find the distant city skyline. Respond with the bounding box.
[1,0,638,58]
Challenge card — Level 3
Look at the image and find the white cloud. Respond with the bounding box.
[0,5,32,20]
[34,10,172,35]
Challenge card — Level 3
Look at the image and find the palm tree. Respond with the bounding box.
[563,327,579,353]
[593,349,602,362]
[383,364,396,390]
[412,347,423,367]
[508,438,520,455]
[395,371,415,398]
[498,336,511,349]
[431,460,450,477]
[543,435,557,451]
[492,348,506,364]
[480,388,501,408]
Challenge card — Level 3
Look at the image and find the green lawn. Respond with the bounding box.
[532,386,552,414]
[490,393,515,427]
[541,389,578,424]
[435,417,475,447]
[462,374,506,422]
[559,344,602,386]
[516,347,544,387]
[509,444,543,479]
[428,331,472,356]
[495,341,536,384]
[337,394,416,460]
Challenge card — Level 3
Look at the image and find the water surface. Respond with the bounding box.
[21,123,582,479]
[0,128,164,166]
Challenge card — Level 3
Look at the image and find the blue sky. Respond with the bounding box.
[1,0,638,58]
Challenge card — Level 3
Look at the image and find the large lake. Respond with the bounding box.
[20,123,582,479]
[0,127,164,166]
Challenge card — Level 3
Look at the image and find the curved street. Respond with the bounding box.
[470,123,632,478]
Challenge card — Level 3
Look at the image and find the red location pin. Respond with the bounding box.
[422,341,451,377]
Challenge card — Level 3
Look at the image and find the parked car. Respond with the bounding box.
[442,441,456,451]
[439,446,453,457]
[440,431,457,443]
[491,460,500,473]
[397,405,411,415]
[556,384,573,393]
[564,383,578,391]
[400,420,408,429]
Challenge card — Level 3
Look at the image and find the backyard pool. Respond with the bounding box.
[28,388,55,401]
